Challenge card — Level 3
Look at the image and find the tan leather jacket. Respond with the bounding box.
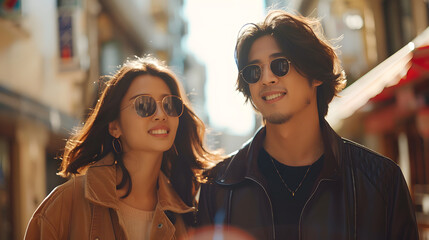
[24,154,194,240]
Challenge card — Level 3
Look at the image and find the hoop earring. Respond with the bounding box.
[112,137,123,154]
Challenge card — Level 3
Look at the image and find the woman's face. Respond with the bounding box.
[109,74,180,154]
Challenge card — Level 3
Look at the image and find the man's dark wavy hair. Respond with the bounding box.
[235,10,346,117]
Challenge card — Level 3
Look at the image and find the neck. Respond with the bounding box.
[263,108,324,166]
[116,151,163,211]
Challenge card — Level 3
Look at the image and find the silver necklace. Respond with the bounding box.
[270,157,311,197]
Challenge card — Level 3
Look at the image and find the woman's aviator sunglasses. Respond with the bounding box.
[126,95,184,118]
[239,57,291,84]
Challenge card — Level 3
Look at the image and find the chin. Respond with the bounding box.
[265,113,292,124]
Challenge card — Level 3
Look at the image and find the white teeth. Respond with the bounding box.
[150,129,167,135]
[265,93,283,101]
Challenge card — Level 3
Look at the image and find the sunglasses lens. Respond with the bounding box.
[134,96,156,117]
[163,96,183,117]
[271,58,289,77]
[241,65,261,84]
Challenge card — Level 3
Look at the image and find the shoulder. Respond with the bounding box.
[204,146,247,183]
[205,156,233,180]
[343,139,403,196]
[29,176,86,226]
[200,150,241,192]
[343,138,399,172]
[204,127,265,182]
[25,176,89,239]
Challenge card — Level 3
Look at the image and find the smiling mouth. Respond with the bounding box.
[262,92,286,101]
[149,129,168,135]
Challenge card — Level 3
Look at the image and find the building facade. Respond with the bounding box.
[0,0,188,239]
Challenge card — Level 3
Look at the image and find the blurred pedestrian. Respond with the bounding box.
[197,9,418,240]
[25,56,217,240]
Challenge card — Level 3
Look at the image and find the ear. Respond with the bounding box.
[312,80,323,87]
[108,120,122,138]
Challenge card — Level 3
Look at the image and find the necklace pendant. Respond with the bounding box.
[270,156,311,198]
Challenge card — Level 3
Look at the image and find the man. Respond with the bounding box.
[197,10,418,240]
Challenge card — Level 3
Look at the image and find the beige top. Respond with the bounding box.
[118,200,155,240]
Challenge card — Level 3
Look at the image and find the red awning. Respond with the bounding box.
[371,45,429,102]
[326,27,429,129]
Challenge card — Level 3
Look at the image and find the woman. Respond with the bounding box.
[25,56,216,240]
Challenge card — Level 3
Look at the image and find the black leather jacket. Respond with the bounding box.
[198,120,418,240]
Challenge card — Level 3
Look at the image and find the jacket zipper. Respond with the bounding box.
[245,176,276,240]
[298,178,335,240]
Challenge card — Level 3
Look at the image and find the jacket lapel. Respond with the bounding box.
[157,173,194,214]
[84,154,193,240]
[85,154,119,209]
[215,127,269,192]
[149,173,193,240]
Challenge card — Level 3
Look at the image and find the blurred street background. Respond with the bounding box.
[1,0,429,239]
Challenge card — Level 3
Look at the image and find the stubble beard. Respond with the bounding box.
[264,97,312,125]
[265,113,292,124]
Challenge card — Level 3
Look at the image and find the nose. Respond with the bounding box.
[259,65,278,86]
[153,101,167,121]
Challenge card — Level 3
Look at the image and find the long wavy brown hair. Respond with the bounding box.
[58,56,217,223]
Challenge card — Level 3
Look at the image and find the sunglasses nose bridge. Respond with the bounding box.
[260,63,278,85]
[152,100,167,120]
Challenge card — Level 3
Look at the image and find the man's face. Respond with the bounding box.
[247,35,321,124]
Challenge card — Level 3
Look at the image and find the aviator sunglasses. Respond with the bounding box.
[239,57,291,84]
[125,95,184,118]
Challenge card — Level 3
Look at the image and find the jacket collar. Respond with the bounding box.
[215,119,343,185]
[157,173,194,214]
[85,153,193,213]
